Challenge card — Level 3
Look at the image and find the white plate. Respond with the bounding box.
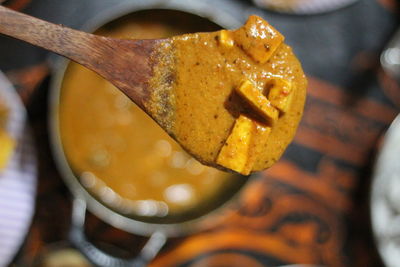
[253,0,359,14]
[0,71,37,267]
[371,114,400,267]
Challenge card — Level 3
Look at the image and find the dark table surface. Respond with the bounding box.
[1,0,400,266]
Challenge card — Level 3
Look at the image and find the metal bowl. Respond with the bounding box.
[48,1,253,265]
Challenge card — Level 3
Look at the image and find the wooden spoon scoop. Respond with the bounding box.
[0,6,307,175]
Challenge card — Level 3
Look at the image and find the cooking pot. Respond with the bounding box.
[49,0,254,266]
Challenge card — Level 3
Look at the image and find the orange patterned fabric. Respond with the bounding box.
[12,68,394,267]
[2,0,399,266]
[2,0,32,10]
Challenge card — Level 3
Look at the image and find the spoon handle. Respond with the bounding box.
[0,5,162,108]
[0,5,104,69]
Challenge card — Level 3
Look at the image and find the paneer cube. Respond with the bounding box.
[0,131,15,171]
[218,30,234,48]
[236,79,279,124]
[233,15,284,63]
[217,115,272,175]
[216,115,254,175]
[267,78,293,113]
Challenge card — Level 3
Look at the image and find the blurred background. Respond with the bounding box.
[0,0,400,266]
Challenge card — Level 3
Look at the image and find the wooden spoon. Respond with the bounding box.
[0,5,163,111]
[0,6,307,175]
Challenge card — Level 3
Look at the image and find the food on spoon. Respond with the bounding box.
[148,15,307,175]
[0,101,14,171]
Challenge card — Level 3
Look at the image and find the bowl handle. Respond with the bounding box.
[69,198,167,267]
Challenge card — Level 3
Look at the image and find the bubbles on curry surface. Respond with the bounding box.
[154,139,172,158]
[87,147,110,168]
[186,158,205,175]
[77,136,222,217]
[80,171,97,188]
[164,184,196,205]
[170,151,188,169]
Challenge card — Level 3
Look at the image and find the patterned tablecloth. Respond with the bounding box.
[1,0,400,266]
